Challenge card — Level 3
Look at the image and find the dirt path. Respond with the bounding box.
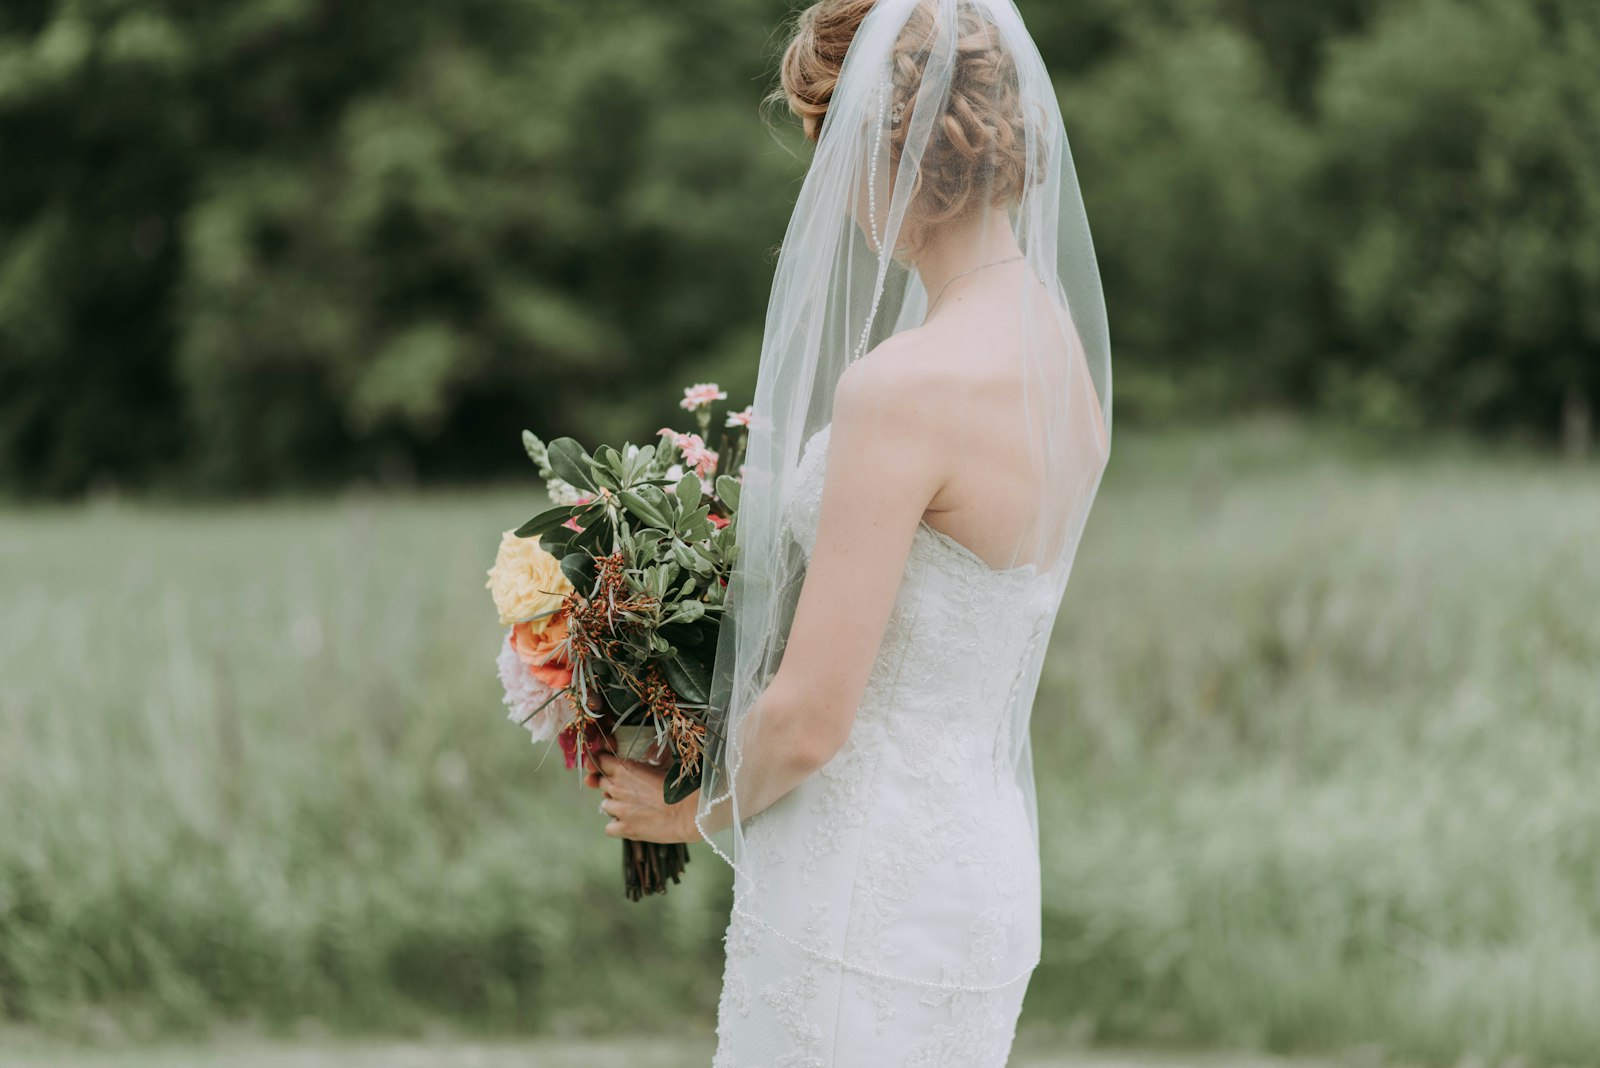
[0,1035,1352,1068]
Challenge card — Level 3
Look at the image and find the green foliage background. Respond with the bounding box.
[1,0,1596,497]
[3,3,1599,1056]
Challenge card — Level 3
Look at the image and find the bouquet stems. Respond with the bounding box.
[604,723,692,901]
[623,839,690,901]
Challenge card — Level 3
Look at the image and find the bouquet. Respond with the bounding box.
[487,383,749,900]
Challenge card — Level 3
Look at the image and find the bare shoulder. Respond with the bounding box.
[833,326,970,436]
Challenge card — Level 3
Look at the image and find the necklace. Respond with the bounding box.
[925,254,1024,312]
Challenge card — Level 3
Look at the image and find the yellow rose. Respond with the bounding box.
[486,531,573,628]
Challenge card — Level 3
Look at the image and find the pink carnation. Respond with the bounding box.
[679,382,727,411]
[725,406,754,428]
[660,429,718,478]
[684,444,718,479]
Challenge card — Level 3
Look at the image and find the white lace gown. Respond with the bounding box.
[712,425,1057,1068]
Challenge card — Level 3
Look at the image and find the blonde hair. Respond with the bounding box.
[776,0,1033,236]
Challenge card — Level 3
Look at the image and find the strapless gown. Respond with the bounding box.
[712,424,1057,1068]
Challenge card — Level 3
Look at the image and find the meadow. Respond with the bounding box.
[2,421,1598,1066]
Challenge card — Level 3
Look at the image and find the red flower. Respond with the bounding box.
[558,715,609,771]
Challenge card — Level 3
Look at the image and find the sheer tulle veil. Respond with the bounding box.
[694,0,1110,985]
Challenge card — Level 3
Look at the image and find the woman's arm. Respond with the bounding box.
[594,341,950,843]
[727,349,948,800]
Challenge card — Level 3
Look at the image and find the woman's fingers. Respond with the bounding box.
[600,789,629,837]
[586,753,680,841]
[586,751,638,789]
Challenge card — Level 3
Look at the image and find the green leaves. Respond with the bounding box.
[661,759,701,804]
[559,552,593,591]
[514,504,575,539]
[661,653,710,706]
[669,541,711,574]
[665,600,705,626]
[638,561,680,600]
[674,473,701,512]
[618,486,673,531]
[605,470,722,548]
[543,438,596,494]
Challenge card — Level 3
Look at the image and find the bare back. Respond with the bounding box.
[868,264,1110,573]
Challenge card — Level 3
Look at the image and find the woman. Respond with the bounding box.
[588,0,1110,1063]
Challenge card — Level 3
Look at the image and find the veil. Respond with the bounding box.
[694,0,1110,988]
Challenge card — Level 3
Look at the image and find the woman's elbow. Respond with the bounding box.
[791,722,848,775]
[763,683,854,774]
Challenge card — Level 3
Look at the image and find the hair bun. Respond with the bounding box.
[778,0,1033,234]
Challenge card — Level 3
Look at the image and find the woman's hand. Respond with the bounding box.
[585,752,700,844]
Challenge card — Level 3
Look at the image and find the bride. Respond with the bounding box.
[587,0,1110,1063]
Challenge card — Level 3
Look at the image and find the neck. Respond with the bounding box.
[911,206,1022,310]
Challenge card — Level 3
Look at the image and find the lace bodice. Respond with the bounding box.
[712,423,1058,1068]
[785,424,1059,729]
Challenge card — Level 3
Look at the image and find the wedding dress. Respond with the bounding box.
[711,424,1059,1067]
[696,2,1111,1063]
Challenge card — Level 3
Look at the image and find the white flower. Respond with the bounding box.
[546,477,587,506]
[664,463,685,482]
[679,382,728,412]
[497,633,560,742]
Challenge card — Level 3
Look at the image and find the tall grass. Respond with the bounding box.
[2,421,1597,1064]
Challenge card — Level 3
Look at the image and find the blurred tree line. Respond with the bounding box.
[0,0,1596,496]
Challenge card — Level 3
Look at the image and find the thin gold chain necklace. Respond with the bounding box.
[925,254,1024,313]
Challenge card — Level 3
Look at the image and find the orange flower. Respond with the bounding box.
[511,615,573,690]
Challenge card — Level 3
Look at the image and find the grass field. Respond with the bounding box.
[2,421,1598,1066]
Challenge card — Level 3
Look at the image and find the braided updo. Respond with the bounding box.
[777,0,1033,237]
